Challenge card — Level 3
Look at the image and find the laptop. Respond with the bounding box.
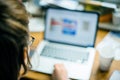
[30,8,99,80]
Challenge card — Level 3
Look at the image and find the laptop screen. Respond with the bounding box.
[44,8,99,47]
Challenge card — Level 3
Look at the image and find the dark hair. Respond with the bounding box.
[0,0,29,80]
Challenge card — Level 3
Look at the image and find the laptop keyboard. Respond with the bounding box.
[41,44,89,64]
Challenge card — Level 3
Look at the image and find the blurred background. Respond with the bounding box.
[22,0,120,32]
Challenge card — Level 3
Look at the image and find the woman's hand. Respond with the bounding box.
[52,64,69,80]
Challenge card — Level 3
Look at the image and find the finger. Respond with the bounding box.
[54,63,67,73]
[54,63,64,68]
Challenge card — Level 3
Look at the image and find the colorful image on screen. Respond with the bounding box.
[62,19,77,35]
[50,18,77,36]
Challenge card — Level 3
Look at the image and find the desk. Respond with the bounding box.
[23,29,120,80]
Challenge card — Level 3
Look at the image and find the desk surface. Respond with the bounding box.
[23,29,120,80]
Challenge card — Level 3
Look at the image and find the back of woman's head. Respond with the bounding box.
[0,0,29,80]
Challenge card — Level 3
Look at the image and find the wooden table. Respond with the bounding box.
[23,29,120,80]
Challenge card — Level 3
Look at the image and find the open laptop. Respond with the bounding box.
[30,8,99,80]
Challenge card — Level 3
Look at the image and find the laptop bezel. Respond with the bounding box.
[44,7,99,47]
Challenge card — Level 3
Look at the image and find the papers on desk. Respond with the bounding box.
[28,17,44,32]
[96,31,120,60]
[109,70,120,80]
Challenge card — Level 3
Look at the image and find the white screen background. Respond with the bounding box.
[45,9,98,47]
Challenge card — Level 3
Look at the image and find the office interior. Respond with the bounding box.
[20,0,120,80]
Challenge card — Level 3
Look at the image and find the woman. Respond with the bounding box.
[0,0,68,80]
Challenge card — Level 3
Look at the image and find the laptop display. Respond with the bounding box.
[45,8,99,47]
